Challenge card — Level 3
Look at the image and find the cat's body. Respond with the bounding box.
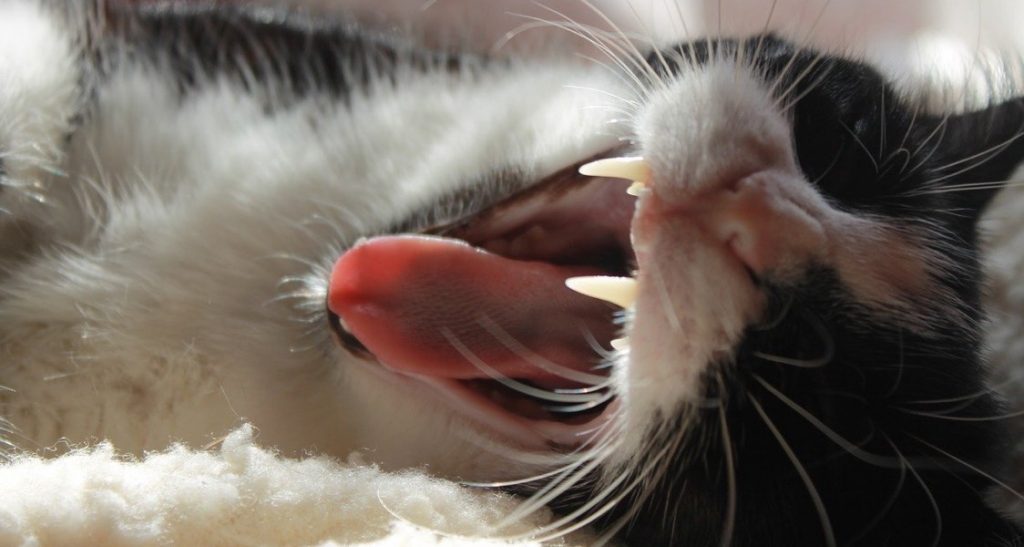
[2,1,1024,545]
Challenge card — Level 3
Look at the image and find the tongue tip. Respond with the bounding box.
[326,235,480,318]
[327,247,364,317]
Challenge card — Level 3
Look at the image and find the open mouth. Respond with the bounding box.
[326,158,643,448]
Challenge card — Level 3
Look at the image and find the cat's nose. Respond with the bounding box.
[696,170,829,276]
[580,157,832,277]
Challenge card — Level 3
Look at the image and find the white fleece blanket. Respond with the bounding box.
[0,425,589,546]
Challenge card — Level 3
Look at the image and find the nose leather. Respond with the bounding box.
[634,169,831,278]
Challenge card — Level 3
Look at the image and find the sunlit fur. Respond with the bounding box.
[0,0,628,475]
[2,1,1024,545]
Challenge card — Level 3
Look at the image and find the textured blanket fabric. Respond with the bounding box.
[0,425,587,546]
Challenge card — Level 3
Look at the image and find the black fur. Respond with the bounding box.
[576,36,1024,545]
[93,1,469,102]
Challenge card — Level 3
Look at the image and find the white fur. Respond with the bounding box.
[3,0,1024,543]
[0,0,80,261]
[0,3,633,482]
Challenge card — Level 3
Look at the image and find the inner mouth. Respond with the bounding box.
[326,160,637,447]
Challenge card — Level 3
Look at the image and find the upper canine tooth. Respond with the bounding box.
[579,157,650,183]
[565,276,637,308]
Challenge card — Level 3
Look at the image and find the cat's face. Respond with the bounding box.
[2,3,1020,544]
[327,36,1024,543]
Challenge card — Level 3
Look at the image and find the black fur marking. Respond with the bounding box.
[564,36,1024,546]
[94,1,475,102]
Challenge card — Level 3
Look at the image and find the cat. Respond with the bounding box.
[2,0,1024,545]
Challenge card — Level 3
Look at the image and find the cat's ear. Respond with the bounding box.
[916,97,1024,216]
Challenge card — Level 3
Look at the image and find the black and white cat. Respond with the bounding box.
[2,1,1024,544]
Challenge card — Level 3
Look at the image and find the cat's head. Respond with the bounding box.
[582,35,1024,544]
[326,35,1024,543]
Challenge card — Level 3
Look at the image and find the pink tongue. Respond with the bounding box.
[327,235,614,382]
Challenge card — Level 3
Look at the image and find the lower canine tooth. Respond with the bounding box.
[610,338,629,350]
[626,181,646,196]
[565,276,637,308]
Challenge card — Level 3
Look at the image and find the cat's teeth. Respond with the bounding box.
[564,276,637,308]
[626,181,646,196]
[610,337,629,350]
[579,157,650,184]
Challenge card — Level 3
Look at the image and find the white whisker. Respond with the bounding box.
[717,390,737,547]
[896,406,1024,422]
[442,328,606,404]
[846,434,908,543]
[750,395,837,547]
[476,315,610,386]
[652,267,682,333]
[754,375,904,468]
[891,440,943,547]
[496,445,613,528]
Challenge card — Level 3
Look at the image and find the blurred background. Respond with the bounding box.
[200,0,1021,110]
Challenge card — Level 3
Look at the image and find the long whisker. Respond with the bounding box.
[750,395,837,547]
[846,434,908,543]
[895,406,1024,422]
[526,2,654,87]
[752,350,829,368]
[765,0,832,104]
[902,113,951,181]
[511,460,632,541]
[508,14,648,96]
[839,119,881,173]
[574,0,665,92]
[922,134,1024,188]
[718,382,737,547]
[462,464,578,489]
[910,434,1024,505]
[495,443,614,528]
[882,329,906,398]
[754,293,794,331]
[754,374,905,468]
[580,327,617,361]
[891,440,943,547]
[453,414,621,468]
[904,372,1022,404]
[476,315,610,386]
[908,179,1024,196]
[753,309,835,368]
[622,0,672,92]
[652,266,682,333]
[775,46,831,112]
[546,393,616,414]
[581,434,684,545]
[442,328,606,404]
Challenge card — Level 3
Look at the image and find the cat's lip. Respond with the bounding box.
[326,157,634,448]
[328,310,616,449]
[418,377,616,449]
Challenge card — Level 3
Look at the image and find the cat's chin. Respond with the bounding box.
[325,158,636,449]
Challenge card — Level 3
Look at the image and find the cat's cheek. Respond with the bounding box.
[830,222,952,325]
[612,226,762,455]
